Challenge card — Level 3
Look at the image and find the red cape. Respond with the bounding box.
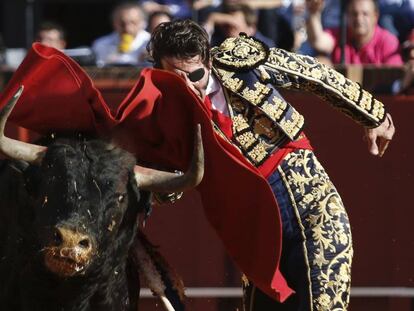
[0,43,293,302]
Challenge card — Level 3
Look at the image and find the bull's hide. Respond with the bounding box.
[0,135,147,311]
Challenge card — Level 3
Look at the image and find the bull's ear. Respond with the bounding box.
[128,171,151,217]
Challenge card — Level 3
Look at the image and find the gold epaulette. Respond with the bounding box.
[211,33,269,71]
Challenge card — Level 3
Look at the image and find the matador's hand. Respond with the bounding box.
[364,113,395,157]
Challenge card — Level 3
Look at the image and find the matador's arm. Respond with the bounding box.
[263,48,385,127]
[263,47,395,155]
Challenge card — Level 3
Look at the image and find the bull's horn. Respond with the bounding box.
[0,86,47,165]
[134,124,204,192]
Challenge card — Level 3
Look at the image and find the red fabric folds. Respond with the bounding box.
[0,43,295,302]
[112,68,293,301]
[0,43,114,135]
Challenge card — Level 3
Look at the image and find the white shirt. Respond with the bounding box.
[92,30,150,66]
[205,73,230,116]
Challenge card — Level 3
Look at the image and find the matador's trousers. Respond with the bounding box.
[243,149,354,311]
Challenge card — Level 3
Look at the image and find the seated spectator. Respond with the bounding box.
[138,0,192,19]
[147,11,173,33]
[3,21,67,69]
[35,21,67,50]
[204,3,275,47]
[91,2,149,66]
[306,0,403,65]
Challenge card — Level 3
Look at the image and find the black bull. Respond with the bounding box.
[0,87,204,311]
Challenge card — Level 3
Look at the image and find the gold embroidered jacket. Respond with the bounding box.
[210,34,386,166]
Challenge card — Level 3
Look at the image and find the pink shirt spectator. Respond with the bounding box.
[326,25,403,65]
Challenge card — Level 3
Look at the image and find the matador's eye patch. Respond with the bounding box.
[187,68,205,82]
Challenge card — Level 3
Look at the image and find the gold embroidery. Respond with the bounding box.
[280,150,353,311]
[227,90,290,166]
[310,67,324,80]
[342,83,360,102]
[247,142,267,163]
[262,97,287,121]
[236,132,256,148]
[288,61,300,71]
[213,34,269,70]
[279,110,304,138]
[258,65,271,82]
[216,68,244,92]
[359,90,372,111]
[233,115,250,132]
[371,99,385,121]
[241,82,271,106]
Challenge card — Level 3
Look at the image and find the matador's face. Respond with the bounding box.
[160,55,211,101]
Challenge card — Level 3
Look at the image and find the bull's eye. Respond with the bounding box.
[54,229,63,245]
[118,194,125,203]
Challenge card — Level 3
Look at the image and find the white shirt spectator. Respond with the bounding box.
[92,30,150,66]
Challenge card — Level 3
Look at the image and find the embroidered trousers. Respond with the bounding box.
[243,149,353,311]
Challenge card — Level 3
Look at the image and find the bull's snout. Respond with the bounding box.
[44,226,95,277]
[53,227,93,254]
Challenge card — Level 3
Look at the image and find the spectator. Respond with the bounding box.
[250,0,313,53]
[204,0,295,51]
[35,21,67,50]
[91,2,149,66]
[147,11,173,33]
[239,0,295,51]
[306,0,403,65]
[138,0,192,19]
[138,11,173,66]
[204,3,275,47]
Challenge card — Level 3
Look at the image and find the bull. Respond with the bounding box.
[0,86,204,311]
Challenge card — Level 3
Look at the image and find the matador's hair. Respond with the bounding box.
[147,19,211,68]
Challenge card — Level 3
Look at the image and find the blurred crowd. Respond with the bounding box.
[0,0,414,93]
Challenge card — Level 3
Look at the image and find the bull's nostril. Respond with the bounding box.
[54,229,63,245]
[79,239,90,249]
